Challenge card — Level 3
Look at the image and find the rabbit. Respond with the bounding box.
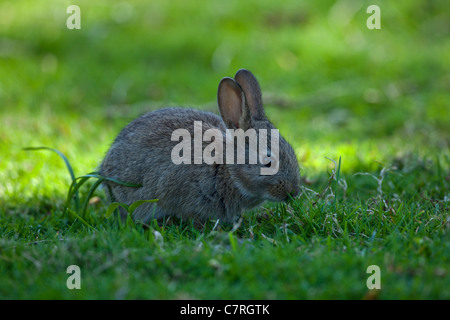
[100,69,300,224]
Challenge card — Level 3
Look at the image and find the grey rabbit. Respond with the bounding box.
[100,69,300,223]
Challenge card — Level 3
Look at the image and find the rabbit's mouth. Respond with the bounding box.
[265,181,300,202]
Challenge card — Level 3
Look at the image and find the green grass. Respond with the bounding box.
[0,0,449,299]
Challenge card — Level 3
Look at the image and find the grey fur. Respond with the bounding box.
[100,69,300,223]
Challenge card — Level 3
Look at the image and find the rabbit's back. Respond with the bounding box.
[101,108,225,178]
[100,107,233,222]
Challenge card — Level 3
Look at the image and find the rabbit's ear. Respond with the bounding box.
[218,77,252,130]
[234,69,266,120]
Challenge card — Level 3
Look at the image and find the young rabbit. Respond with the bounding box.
[100,69,300,223]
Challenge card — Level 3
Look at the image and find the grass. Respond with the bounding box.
[0,0,449,299]
[1,150,448,299]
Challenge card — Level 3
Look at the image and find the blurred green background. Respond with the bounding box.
[0,0,449,208]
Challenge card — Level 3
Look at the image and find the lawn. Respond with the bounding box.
[0,0,449,300]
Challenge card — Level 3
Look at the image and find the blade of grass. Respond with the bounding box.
[65,172,142,216]
[81,178,105,219]
[23,146,76,181]
[24,146,79,210]
[128,199,159,215]
[335,156,342,205]
[66,208,96,231]
[65,174,96,216]
[105,202,130,218]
